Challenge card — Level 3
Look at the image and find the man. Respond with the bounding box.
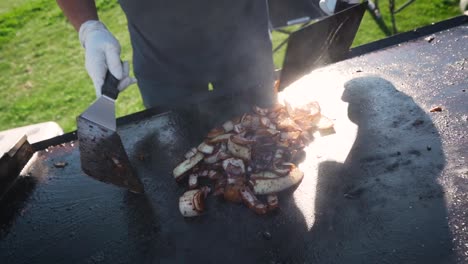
[56,0,276,110]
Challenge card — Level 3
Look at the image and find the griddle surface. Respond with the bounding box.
[1,23,467,264]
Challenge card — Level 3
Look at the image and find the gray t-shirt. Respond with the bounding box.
[118,0,274,108]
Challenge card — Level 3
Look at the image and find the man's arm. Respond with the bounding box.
[56,0,136,96]
[56,0,98,31]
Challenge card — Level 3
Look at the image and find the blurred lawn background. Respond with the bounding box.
[0,0,462,132]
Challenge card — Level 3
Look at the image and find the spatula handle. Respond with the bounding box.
[102,70,120,100]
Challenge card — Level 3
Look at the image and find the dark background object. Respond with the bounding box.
[279,2,367,90]
[0,136,34,200]
[268,0,325,29]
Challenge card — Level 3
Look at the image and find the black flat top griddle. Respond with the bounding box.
[1,17,467,264]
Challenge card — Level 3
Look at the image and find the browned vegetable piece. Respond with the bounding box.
[272,162,295,176]
[253,106,269,116]
[207,127,225,138]
[231,134,256,145]
[313,115,334,130]
[222,158,245,176]
[175,100,329,216]
[213,178,227,196]
[250,171,281,179]
[207,170,220,180]
[227,137,251,160]
[179,187,210,217]
[224,184,243,203]
[430,106,443,112]
[276,117,302,132]
[240,187,268,215]
[255,128,280,137]
[203,144,227,164]
[197,142,215,154]
[222,120,234,132]
[188,174,198,189]
[280,131,302,141]
[184,147,198,159]
[267,194,279,210]
[173,152,204,181]
[206,133,233,144]
[253,167,304,195]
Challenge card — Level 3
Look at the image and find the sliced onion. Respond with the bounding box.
[253,106,269,116]
[239,187,257,207]
[231,116,242,124]
[240,113,251,127]
[224,184,243,203]
[233,123,245,134]
[213,178,227,196]
[255,128,280,137]
[222,158,245,175]
[260,116,271,128]
[184,147,198,159]
[222,120,234,132]
[173,152,204,181]
[179,187,209,217]
[284,100,295,116]
[251,115,261,129]
[227,137,251,160]
[276,141,290,148]
[204,152,220,164]
[300,132,313,144]
[280,131,302,141]
[208,170,220,180]
[276,118,302,132]
[207,127,225,138]
[240,187,268,215]
[198,170,209,177]
[267,194,279,210]
[250,171,281,179]
[314,115,334,130]
[231,134,256,145]
[197,142,215,154]
[306,101,321,117]
[188,174,198,189]
[253,167,304,195]
[293,118,313,132]
[274,149,284,160]
[254,203,268,215]
[273,162,295,176]
[206,133,233,144]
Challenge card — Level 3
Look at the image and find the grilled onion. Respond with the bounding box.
[175,100,332,216]
[197,142,215,154]
[253,167,304,195]
[173,152,204,181]
[227,136,251,160]
[179,187,210,217]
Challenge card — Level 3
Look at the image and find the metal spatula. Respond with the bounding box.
[77,71,144,193]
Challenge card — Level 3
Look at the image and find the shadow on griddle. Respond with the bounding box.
[123,191,162,262]
[0,176,37,238]
[296,76,454,263]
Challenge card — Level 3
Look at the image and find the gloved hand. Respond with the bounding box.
[319,0,337,15]
[79,20,136,97]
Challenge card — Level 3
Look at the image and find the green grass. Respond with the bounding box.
[0,0,462,132]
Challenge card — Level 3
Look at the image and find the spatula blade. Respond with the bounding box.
[77,116,144,193]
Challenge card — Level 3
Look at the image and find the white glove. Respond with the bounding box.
[79,20,136,97]
[319,0,337,15]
